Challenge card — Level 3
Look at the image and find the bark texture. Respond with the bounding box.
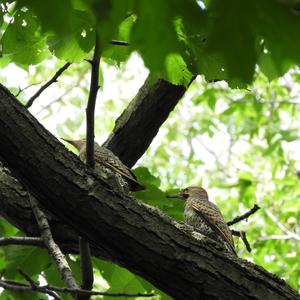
[0,84,299,299]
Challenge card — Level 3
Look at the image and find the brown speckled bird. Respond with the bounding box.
[167,186,236,255]
[62,138,144,192]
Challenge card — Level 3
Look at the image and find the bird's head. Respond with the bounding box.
[61,138,86,151]
[167,186,208,201]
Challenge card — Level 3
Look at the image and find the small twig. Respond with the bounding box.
[110,40,129,46]
[18,268,38,288]
[14,81,44,97]
[77,237,94,300]
[264,208,300,241]
[0,279,155,298]
[18,269,61,299]
[36,66,89,115]
[85,33,100,168]
[29,195,79,290]
[256,235,297,241]
[231,230,251,252]
[0,236,43,247]
[227,204,260,226]
[0,279,61,300]
[25,62,72,108]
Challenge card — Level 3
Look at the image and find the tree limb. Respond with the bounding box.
[227,204,260,226]
[0,279,155,298]
[103,77,190,167]
[29,195,78,290]
[0,83,298,300]
[0,236,43,247]
[25,62,71,108]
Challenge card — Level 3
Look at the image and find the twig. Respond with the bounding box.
[256,235,297,241]
[29,195,79,289]
[25,62,71,108]
[0,279,155,298]
[36,66,89,115]
[77,237,94,300]
[0,236,43,247]
[227,204,260,226]
[0,279,61,300]
[18,268,38,288]
[78,32,100,299]
[85,33,100,168]
[110,40,129,46]
[264,208,300,241]
[231,230,252,252]
[15,81,44,97]
[18,269,61,299]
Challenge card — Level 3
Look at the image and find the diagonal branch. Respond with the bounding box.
[29,195,78,290]
[25,62,71,108]
[227,204,260,226]
[103,77,192,167]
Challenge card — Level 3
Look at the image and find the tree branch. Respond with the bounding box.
[103,77,191,167]
[29,195,78,290]
[231,230,252,252]
[86,34,100,168]
[78,33,101,300]
[0,83,298,299]
[0,279,155,298]
[0,236,43,247]
[110,40,129,46]
[25,62,71,108]
[227,204,260,226]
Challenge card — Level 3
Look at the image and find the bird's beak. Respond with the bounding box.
[166,192,186,201]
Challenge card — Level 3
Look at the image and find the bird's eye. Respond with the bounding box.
[182,188,189,198]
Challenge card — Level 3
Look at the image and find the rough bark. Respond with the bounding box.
[0,85,299,299]
[103,77,186,167]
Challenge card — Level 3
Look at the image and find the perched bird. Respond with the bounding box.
[167,186,236,255]
[62,138,145,192]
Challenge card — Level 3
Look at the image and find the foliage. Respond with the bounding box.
[0,0,300,299]
[1,1,300,87]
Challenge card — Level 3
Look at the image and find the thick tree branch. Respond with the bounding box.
[25,62,71,108]
[0,84,299,300]
[103,77,189,167]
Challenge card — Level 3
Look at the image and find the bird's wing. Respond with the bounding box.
[189,199,235,254]
[95,147,144,191]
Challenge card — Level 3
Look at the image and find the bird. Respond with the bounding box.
[62,138,145,192]
[167,186,236,255]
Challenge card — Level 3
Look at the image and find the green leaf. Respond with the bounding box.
[3,246,50,278]
[204,0,257,87]
[165,53,192,86]
[47,10,94,62]
[131,0,183,78]
[1,10,51,65]
[17,0,74,36]
[133,167,161,187]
